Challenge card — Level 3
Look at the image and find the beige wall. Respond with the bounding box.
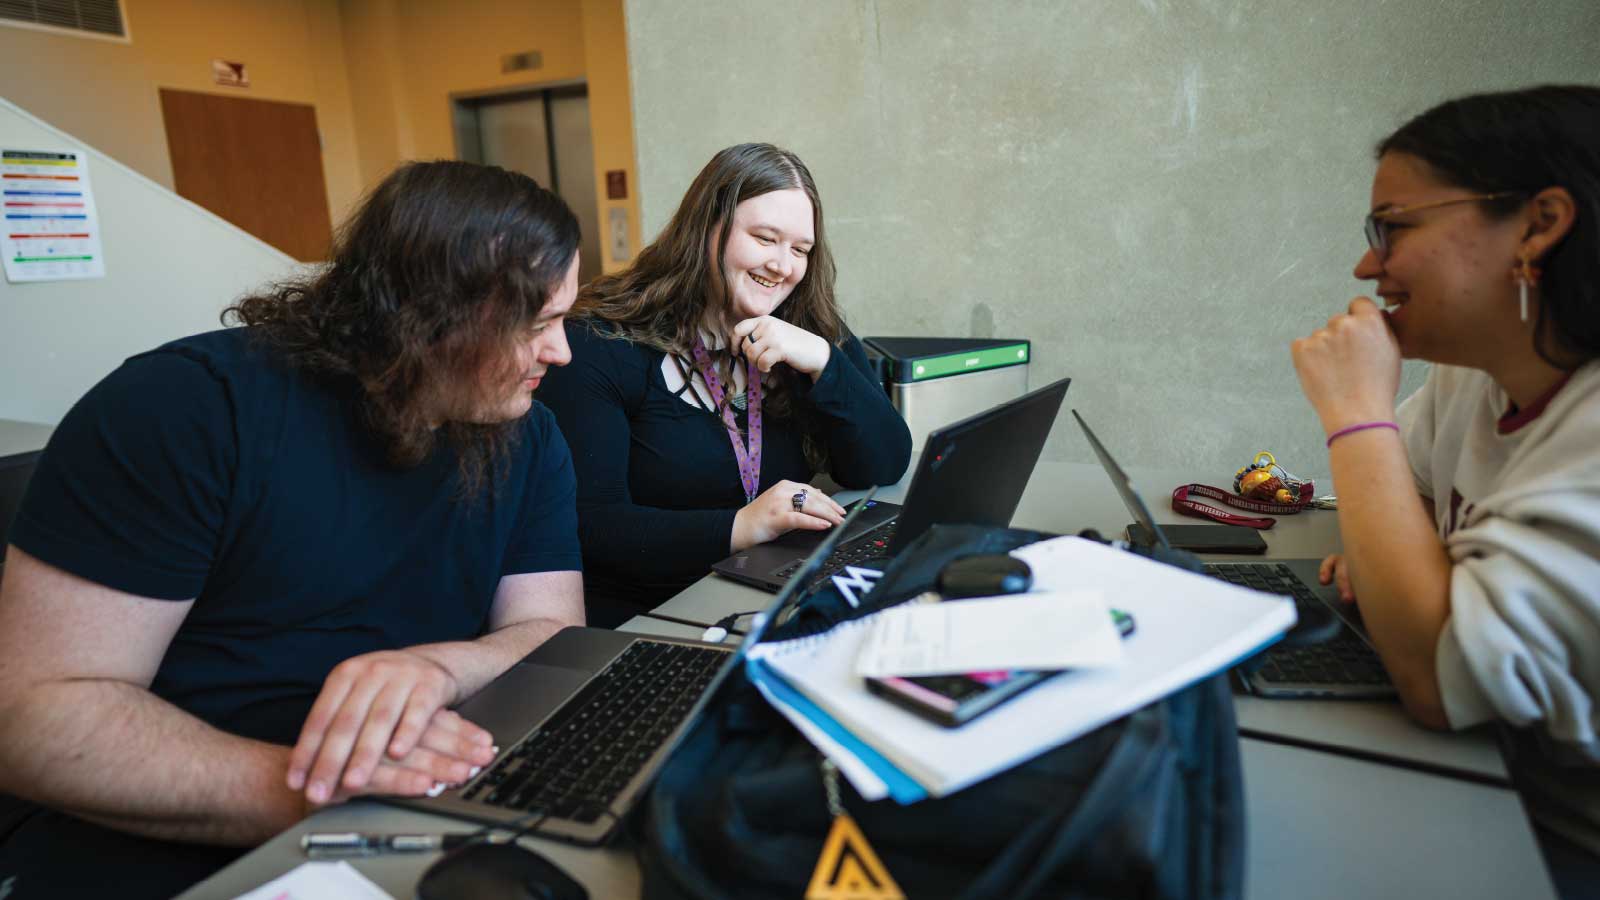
[0,97,299,425]
[0,0,365,227]
[339,0,640,270]
[0,20,171,187]
[580,0,641,273]
[1,0,640,263]
[337,0,415,193]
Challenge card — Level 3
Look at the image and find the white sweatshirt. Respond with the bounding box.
[1398,360,1600,851]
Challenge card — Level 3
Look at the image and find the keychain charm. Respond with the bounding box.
[1233,451,1314,507]
[805,758,905,900]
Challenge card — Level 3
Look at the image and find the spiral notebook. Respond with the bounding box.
[746,535,1297,799]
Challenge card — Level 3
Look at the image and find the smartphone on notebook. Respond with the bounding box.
[865,609,1137,727]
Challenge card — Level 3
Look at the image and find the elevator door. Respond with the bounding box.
[460,87,600,285]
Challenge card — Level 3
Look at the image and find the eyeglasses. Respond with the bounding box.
[1363,192,1522,260]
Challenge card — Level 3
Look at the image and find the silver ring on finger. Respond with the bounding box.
[791,489,808,512]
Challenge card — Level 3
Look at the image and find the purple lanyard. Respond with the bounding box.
[690,336,763,503]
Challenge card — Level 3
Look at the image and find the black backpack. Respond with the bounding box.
[638,525,1246,900]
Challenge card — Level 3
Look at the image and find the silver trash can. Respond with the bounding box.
[862,337,1031,453]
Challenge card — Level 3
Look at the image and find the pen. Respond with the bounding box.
[300,831,489,857]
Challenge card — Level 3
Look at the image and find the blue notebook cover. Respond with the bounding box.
[745,656,928,804]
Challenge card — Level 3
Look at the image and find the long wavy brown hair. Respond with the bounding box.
[575,143,844,465]
[224,160,580,497]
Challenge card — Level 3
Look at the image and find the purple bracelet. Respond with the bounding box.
[1325,420,1399,447]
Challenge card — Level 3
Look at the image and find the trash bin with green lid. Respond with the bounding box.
[861,337,1031,453]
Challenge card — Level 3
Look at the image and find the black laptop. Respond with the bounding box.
[1070,409,1396,700]
[383,491,877,843]
[712,377,1071,594]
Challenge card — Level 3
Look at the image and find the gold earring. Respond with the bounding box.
[1513,252,1542,323]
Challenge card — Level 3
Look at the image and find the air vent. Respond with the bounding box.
[0,0,127,39]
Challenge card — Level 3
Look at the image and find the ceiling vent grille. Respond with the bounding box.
[0,0,127,39]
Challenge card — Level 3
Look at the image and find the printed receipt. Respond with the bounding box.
[854,589,1125,678]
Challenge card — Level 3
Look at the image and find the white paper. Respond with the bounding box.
[2,148,106,282]
[232,861,394,900]
[854,589,1124,677]
[749,536,1295,797]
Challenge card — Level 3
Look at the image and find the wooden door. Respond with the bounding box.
[159,88,333,261]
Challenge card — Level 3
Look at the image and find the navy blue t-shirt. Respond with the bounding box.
[9,328,581,747]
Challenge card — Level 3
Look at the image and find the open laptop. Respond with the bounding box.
[1070,410,1396,700]
[384,491,877,843]
[713,376,1071,594]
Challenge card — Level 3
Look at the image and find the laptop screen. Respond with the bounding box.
[887,377,1070,554]
[1070,409,1173,552]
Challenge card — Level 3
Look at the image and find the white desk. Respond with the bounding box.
[185,606,1554,900]
[656,459,1509,782]
[0,418,53,458]
[1241,738,1547,900]
[178,800,641,899]
[184,461,1556,899]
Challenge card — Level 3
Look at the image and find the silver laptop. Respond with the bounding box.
[383,490,878,842]
[1070,410,1395,700]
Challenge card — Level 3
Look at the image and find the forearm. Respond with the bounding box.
[1329,429,1453,725]
[0,678,304,845]
[410,613,579,704]
[802,343,912,487]
[580,502,740,581]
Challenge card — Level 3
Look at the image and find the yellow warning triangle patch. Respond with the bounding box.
[805,814,906,900]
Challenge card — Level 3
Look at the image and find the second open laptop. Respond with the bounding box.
[712,376,1071,594]
[383,492,877,844]
[1070,409,1396,700]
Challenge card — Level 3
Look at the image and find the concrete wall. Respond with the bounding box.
[624,0,1600,476]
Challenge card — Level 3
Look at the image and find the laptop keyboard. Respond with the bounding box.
[774,521,898,588]
[458,639,727,823]
[1203,563,1393,690]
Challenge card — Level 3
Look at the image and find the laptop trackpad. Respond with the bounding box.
[453,663,593,747]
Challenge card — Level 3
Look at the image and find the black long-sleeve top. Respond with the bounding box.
[538,321,912,611]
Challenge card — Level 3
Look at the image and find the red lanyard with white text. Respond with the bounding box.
[1170,482,1314,530]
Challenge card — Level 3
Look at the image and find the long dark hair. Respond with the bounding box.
[1378,84,1600,368]
[575,143,844,460]
[224,160,580,495]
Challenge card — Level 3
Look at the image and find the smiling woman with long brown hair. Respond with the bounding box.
[539,143,911,624]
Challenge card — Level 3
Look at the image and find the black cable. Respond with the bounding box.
[701,608,765,642]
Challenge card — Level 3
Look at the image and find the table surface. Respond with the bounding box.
[183,458,1556,899]
[655,459,1509,781]
[0,417,52,458]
